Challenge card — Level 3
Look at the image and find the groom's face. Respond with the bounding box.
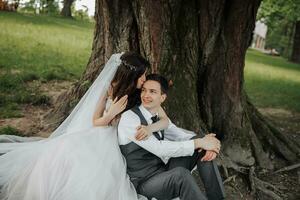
[141,80,166,110]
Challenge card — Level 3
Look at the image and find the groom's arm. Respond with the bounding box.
[118,111,196,160]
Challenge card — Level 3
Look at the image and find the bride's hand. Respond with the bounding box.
[135,125,151,140]
[107,95,128,119]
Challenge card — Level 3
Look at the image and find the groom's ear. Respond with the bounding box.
[160,93,167,103]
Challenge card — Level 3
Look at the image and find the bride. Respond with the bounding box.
[0,52,170,200]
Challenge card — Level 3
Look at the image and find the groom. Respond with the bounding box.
[118,74,225,200]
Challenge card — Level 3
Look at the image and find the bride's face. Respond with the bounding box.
[136,72,147,89]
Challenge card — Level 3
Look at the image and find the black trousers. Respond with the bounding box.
[137,141,225,200]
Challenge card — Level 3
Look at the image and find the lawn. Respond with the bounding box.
[0,12,94,118]
[0,12,94,79]
[245,49,300,112]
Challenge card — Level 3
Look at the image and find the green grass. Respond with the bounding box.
[0,72,52,118]
[0,126,22,136]
[0,12,94,118]
[0,12,94,80]
[245,49,300,112]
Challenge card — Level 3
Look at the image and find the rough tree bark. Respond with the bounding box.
[47,0,300,197]
[291,20,300,63]
[60,0,75,18]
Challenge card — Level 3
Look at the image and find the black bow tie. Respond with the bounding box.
[151,115,159,123]
[150,115,164,140]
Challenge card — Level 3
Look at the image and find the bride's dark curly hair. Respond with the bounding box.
[111,52,150,111]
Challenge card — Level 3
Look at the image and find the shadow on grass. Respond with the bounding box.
[0,72,51,118]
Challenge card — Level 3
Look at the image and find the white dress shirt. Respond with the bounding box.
[118,105,196,163]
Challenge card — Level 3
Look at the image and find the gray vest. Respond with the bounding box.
[119,106,166,188]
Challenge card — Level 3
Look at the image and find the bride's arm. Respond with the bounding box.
[148,106,169,132]
[93,94,128,127]
[135,106,169,140]
[92,93,112,126]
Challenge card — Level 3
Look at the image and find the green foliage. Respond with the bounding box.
[264,19,294,58]
[20,0,36,14]
[245,49,300,112]
[257,0,300,58]
[42,0,60,15]
[73,5,90,21]
[0,126,22,136]
[20,0,60,15]
[258,0,300,23]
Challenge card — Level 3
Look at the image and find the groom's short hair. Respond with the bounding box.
[146,74,169,94]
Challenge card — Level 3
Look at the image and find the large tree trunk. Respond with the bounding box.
[47,0,300,197]
[291,20,300,63]
[60,0,75,18]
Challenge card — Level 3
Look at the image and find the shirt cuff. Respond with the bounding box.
[183,140,195,156]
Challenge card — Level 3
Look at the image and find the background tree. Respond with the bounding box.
[20,0,59,15]
[60,0,75,17]
[73,5,89,20]
[47,0,300,198]
[258,0,300,63]
[20,0,36,13]
[0,0,19,11]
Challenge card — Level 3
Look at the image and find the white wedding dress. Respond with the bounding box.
[0,53,146,200]
[0,123,139,200]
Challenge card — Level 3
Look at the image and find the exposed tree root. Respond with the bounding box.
[219,155,288,200]
[255,107,300,157]
[223,175,237,184]
[246,98,300,164]
[267,122,300,155]
[222,165,229,178]
[255,185,282,200]
[273,162,300,174]
[254,174,289,200]
[249,166,256,195]
[218,153,248,174]
[248,128,274,169]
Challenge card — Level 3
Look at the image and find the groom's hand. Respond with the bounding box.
[201,150,217,162]
[194,134,221,154]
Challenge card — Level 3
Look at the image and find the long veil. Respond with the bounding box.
[0,52,151,200]
[0,53,123,153]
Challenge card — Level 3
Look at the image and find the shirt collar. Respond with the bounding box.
[139,105,157,122]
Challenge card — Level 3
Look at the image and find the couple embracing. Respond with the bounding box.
[0,52,225,200]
